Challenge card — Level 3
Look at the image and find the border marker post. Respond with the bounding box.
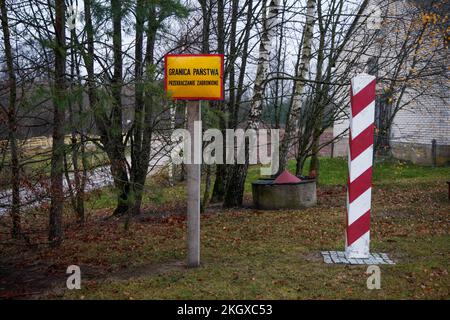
[345,73,376,259]
[321,74,394,265]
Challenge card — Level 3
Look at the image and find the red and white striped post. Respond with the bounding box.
[345,73,376,259]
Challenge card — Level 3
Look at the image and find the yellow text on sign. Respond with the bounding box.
[165,55,223,100]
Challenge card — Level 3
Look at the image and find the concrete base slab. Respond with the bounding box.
[321,251,395,265]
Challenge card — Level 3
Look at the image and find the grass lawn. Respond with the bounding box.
[0,157,449,299]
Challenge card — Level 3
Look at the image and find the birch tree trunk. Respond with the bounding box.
[223,0,279,207]
[278,0,317,174]
[273,0,287,129]
[307,0,325,178]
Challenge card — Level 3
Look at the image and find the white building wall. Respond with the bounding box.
[331,0,450,164]
[391,90,450,146]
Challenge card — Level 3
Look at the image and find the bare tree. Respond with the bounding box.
[48,0,67,246]
[0,0,20,238]
[224,0,280,207]
[278,0,317,174]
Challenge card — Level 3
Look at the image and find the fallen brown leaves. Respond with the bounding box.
[0,179,448,299]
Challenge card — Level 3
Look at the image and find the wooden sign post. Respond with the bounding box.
[165,54,224,268]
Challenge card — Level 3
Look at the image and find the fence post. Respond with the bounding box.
[431,139,437,167]
[330,141,334,158]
